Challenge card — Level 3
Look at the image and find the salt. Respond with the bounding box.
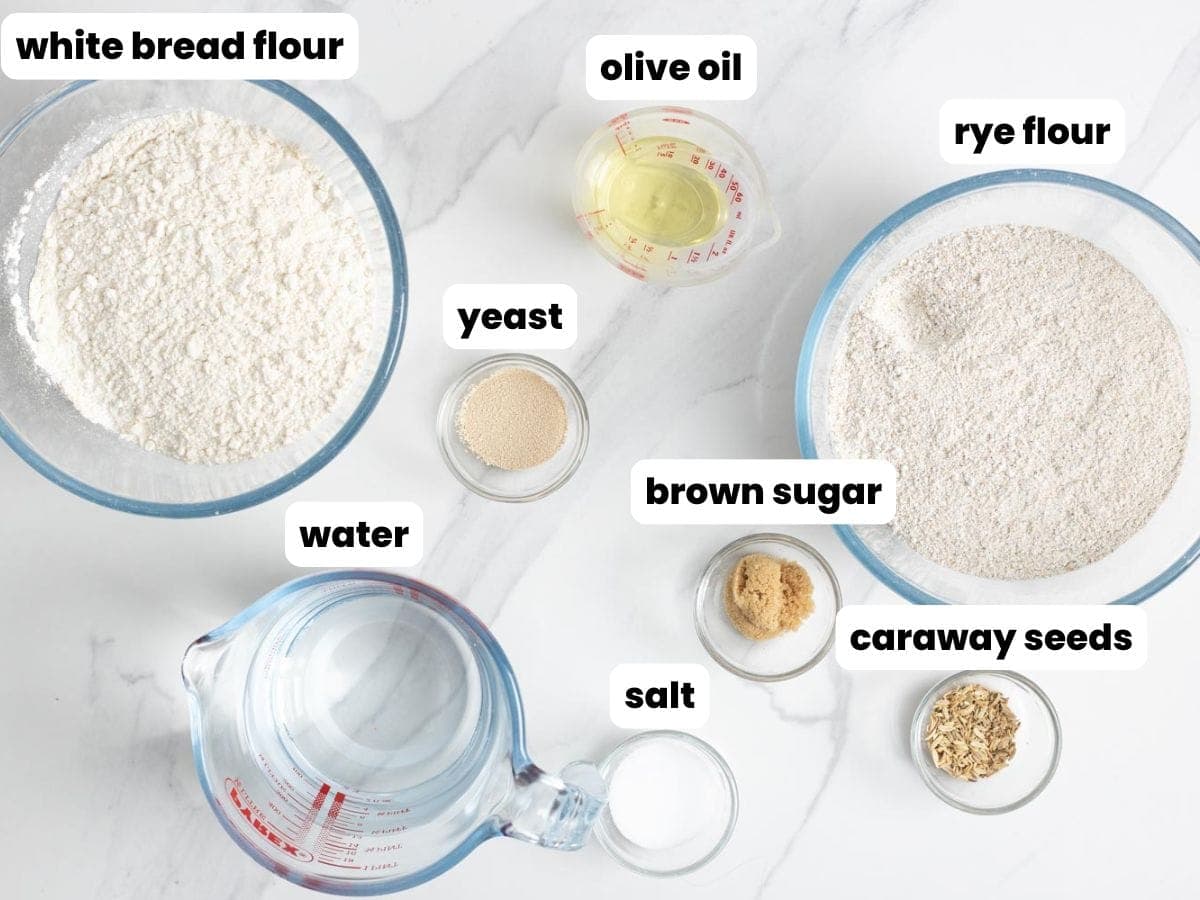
[607,738,727,851]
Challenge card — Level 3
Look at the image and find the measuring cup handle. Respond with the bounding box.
[497,762,606,851]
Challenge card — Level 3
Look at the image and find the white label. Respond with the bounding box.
[836,605,1146,671]
[609,663,710,729]
[630,459,896,525]
[586,34,757,101]
[0,13,358,79]
[442,284,577,350]
[284,501,422,568]
[939,99,1125,165]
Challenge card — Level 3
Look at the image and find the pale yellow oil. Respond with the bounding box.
[591,138,727,247]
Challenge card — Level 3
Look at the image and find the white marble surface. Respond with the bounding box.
[2,0,1200,897]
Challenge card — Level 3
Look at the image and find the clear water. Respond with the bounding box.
[267,591,485,796]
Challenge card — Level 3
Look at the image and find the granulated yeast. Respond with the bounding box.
[829,225,1190,579]
[456,367,567,470]
[22,109,373,464]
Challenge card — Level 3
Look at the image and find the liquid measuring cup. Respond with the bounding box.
[183,571,740,890]
[572,106,780,285]
[182,571,608,894]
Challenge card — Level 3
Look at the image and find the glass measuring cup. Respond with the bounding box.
[182,571,607,894]
[572,106,780,285]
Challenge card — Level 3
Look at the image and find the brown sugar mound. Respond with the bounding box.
[723,553,815,641]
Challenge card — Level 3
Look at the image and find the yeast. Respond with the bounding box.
[458,303,564,339]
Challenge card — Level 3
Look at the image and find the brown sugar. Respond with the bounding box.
[723,553,815,641]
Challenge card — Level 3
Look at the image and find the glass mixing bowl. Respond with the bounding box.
[796,170,1200,604]
[0,80,406,516]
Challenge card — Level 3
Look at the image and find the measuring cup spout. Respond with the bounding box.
[497,761,606,851]
[180,634,229,701]
[750,201,783,256]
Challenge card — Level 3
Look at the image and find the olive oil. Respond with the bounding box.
[592,137,727,247]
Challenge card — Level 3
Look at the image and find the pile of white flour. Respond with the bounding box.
[829,225,1190,579]
[24,109,374,464]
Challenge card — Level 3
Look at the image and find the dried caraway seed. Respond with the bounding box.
[924,683,1020,781]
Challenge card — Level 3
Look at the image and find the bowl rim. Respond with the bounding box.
[693,531,842,681]
[795,168,1200,604]
[0,79,407,517]
[908,670,1062,815]
[435,352,589,503]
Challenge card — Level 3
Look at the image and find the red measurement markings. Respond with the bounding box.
[726,176,744,207]
[314,791,362,867]
[225,778,314,863]
[295,782,331,842]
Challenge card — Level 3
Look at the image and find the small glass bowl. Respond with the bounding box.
[910,671,1062,815]
[694,533,841,681]
[436,353,588,502]
[592,730,738,878]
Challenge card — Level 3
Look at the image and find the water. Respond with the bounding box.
[264,590,486,797]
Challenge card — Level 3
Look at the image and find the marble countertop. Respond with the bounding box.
[2,0,1199,897]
